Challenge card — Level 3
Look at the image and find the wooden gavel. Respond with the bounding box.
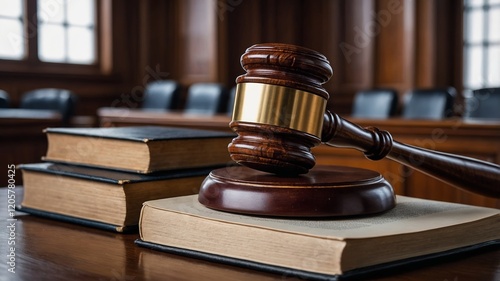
[227,43,500,198]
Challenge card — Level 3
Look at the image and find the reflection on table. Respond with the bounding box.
[1,188,499,281]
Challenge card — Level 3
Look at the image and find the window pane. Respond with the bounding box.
[67,0,94,26]
[0,18,24,59]
[464,46,484,88]
[465,0,484,7]
[38,0,66,24]
[68,27,95,64]
[39,23,66,62]
[487,46,500,85]
[465,8,484,43]
[489,7,500,42]
[0,0,23,17]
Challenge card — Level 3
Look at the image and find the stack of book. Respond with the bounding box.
[19,126,235,232]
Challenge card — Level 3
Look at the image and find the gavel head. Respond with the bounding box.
[228,43,333,175]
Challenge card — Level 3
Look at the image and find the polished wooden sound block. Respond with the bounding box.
[198,165,396,217]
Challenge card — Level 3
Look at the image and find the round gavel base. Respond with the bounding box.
[198,165,396,217]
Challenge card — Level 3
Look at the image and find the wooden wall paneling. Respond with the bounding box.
[110,0,140,93]
[414,0,461,94]
[214,0,229,86]
[434,0,456,88]
[301,0,342,112]
[451,1,464,104]
[138,0,150,87]
[307,0,364,115]
[225,0,264,87]
[374,0,415,95]
[259,0,303,45]
[178,0,218,85]
[339,0,376,92]
[98,0,113,75]
[25,0,38,64]
[0,0,467,118]
[435,0,465,112]
[129,0,182,109]
[147,0,180,80]
[415,0,437,87]
[224,0,306,87]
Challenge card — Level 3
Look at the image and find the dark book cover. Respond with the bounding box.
[18,162,228,232]
[134,239,500,280]
[18,162,223,184]
[44,126,236,142]
[17,206,139,233]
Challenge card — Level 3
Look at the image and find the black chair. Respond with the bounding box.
[184,83,229,115]
[20,88,77,124]
[464,88,500,120]
[0,90,9,108]
[402,88,456,119]
[142,80,181,110]
[351,89,398,119]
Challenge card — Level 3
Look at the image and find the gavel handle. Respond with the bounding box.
[322,111,500,198]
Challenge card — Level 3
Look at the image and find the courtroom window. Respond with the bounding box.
[0,0,98,66]
[38,0,96,64]
[463,0,500,95]
[0,0,25,60]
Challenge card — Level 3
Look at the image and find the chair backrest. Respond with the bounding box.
[184,83,229,115]
[142,80,181,110]
[0,89,9,108]
[20,88,77,123]
[402,88,456,119]
[351,89,398,119]
[464,88,500,120]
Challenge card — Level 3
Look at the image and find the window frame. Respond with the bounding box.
[0,0,111,77]
[463,0,500,95]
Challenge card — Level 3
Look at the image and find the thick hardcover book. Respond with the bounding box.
[137,195,500,278]
[19,162,220,232]
[134,239,499,281]
[43,126,235,173]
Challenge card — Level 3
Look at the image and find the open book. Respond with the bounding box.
[137,194,500,279]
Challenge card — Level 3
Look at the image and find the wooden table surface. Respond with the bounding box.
[97,107,233,132]
[0,187,499,281]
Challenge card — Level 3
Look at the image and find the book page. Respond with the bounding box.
[146,195,500,239]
